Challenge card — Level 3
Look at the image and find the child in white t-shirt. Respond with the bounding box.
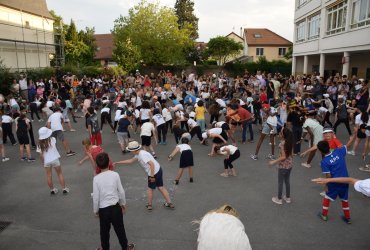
[168,137,194,185]
[37,127,69,195]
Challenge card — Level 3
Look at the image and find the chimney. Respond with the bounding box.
[240,27,242,38]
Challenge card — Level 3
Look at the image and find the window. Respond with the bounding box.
[326,1,348,35]
[254,33,262,38]
[351,0,370,28]
[256,48,264,56]
[278,48,286,56]
[24,21,30,29]
[297,0,311,9]
[296,21,306,42]
[308,13,320,39]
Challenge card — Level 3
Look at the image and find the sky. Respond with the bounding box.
[46,0,295,42]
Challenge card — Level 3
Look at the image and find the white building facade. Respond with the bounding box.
[0,0,56,71]
[292,0,370,79]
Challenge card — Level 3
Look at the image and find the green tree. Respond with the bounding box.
[205,36,243,65]
[112,1,193,65]
[0,57,12,97]
[284,46,293,60]
[78,27,98,65]
[64,20,97,66]
[174,0,199,40]
[113,38,141,72]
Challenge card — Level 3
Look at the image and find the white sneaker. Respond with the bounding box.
[320,191,326,197]
[50,188,58,195]
[2,157,10,162]
[62,187,70,194]
[272,197,283,205]
[347,150,355,156]
[301,162,312,168]
[283,196,291,203]
[250,154,258,160]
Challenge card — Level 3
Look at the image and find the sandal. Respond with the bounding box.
[164,202,175,209]
[145,204,153,211]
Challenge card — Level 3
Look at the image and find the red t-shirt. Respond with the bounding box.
[327,138,342,150]
[238,107,252,121]
[260,93,267,103]
[89,146,114,174]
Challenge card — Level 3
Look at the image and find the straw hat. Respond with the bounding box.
[126,141,142,152]
[38,127,53,140]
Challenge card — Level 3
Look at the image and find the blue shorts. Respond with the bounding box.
[326,183,349,201]
[148,168,163,190]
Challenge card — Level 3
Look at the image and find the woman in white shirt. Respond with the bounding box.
[140,101,152,124]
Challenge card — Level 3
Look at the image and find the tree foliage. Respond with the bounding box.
[205,36,243,66]
[113,38,141,72]
[50,11,97,66]
[174,0,199,40]
[0,57,13,96]
[112,1,193,66]
[284,46,293,60]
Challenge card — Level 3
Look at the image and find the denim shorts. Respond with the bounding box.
[44,159,61,168]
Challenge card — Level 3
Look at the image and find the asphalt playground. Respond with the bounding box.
[0,115,370,250]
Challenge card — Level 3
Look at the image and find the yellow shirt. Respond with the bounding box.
[195,106,206,120]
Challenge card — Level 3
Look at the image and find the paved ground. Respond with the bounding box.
[0,114,370,250]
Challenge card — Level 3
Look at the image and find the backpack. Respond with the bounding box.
[337,104,348,119]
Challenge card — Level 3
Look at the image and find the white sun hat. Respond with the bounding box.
[38,127,53,140]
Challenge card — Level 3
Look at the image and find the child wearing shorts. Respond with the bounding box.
[37,127,69,194]
[168,137,194,185]
[250,106,277,160]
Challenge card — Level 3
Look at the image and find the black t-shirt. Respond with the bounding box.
[287,111,303,127]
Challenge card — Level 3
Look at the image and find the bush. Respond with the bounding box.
[80,66,103,77]
[0,60,13,96]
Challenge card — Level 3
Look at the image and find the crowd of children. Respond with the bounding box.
[1,70,370,248]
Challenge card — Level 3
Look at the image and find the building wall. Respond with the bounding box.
[0,5,55,70]
[294,53,369,78]
[293,0,370,77]
[225,33,244,62]
[248,46,290,62]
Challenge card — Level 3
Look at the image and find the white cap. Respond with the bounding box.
[189,111,196,118]
[270,107,277,113]
[323,94,329,98]
[322,127,334,134]
[354,179,370,196]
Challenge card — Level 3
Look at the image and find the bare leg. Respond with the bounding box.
[54,166,66,188]
[25,144,31,158]
[0,145,5,157]
[157,186,171,203]
[175,168,184,180]
[188,167,193,178]
[147,188,153,205]
[45,167,53,189]
[352,138,361,153]
[270,135,275,155]
[19,145,24,158]
[307,149,317,164]
[254,134,266,155]
[62,140,71,152]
